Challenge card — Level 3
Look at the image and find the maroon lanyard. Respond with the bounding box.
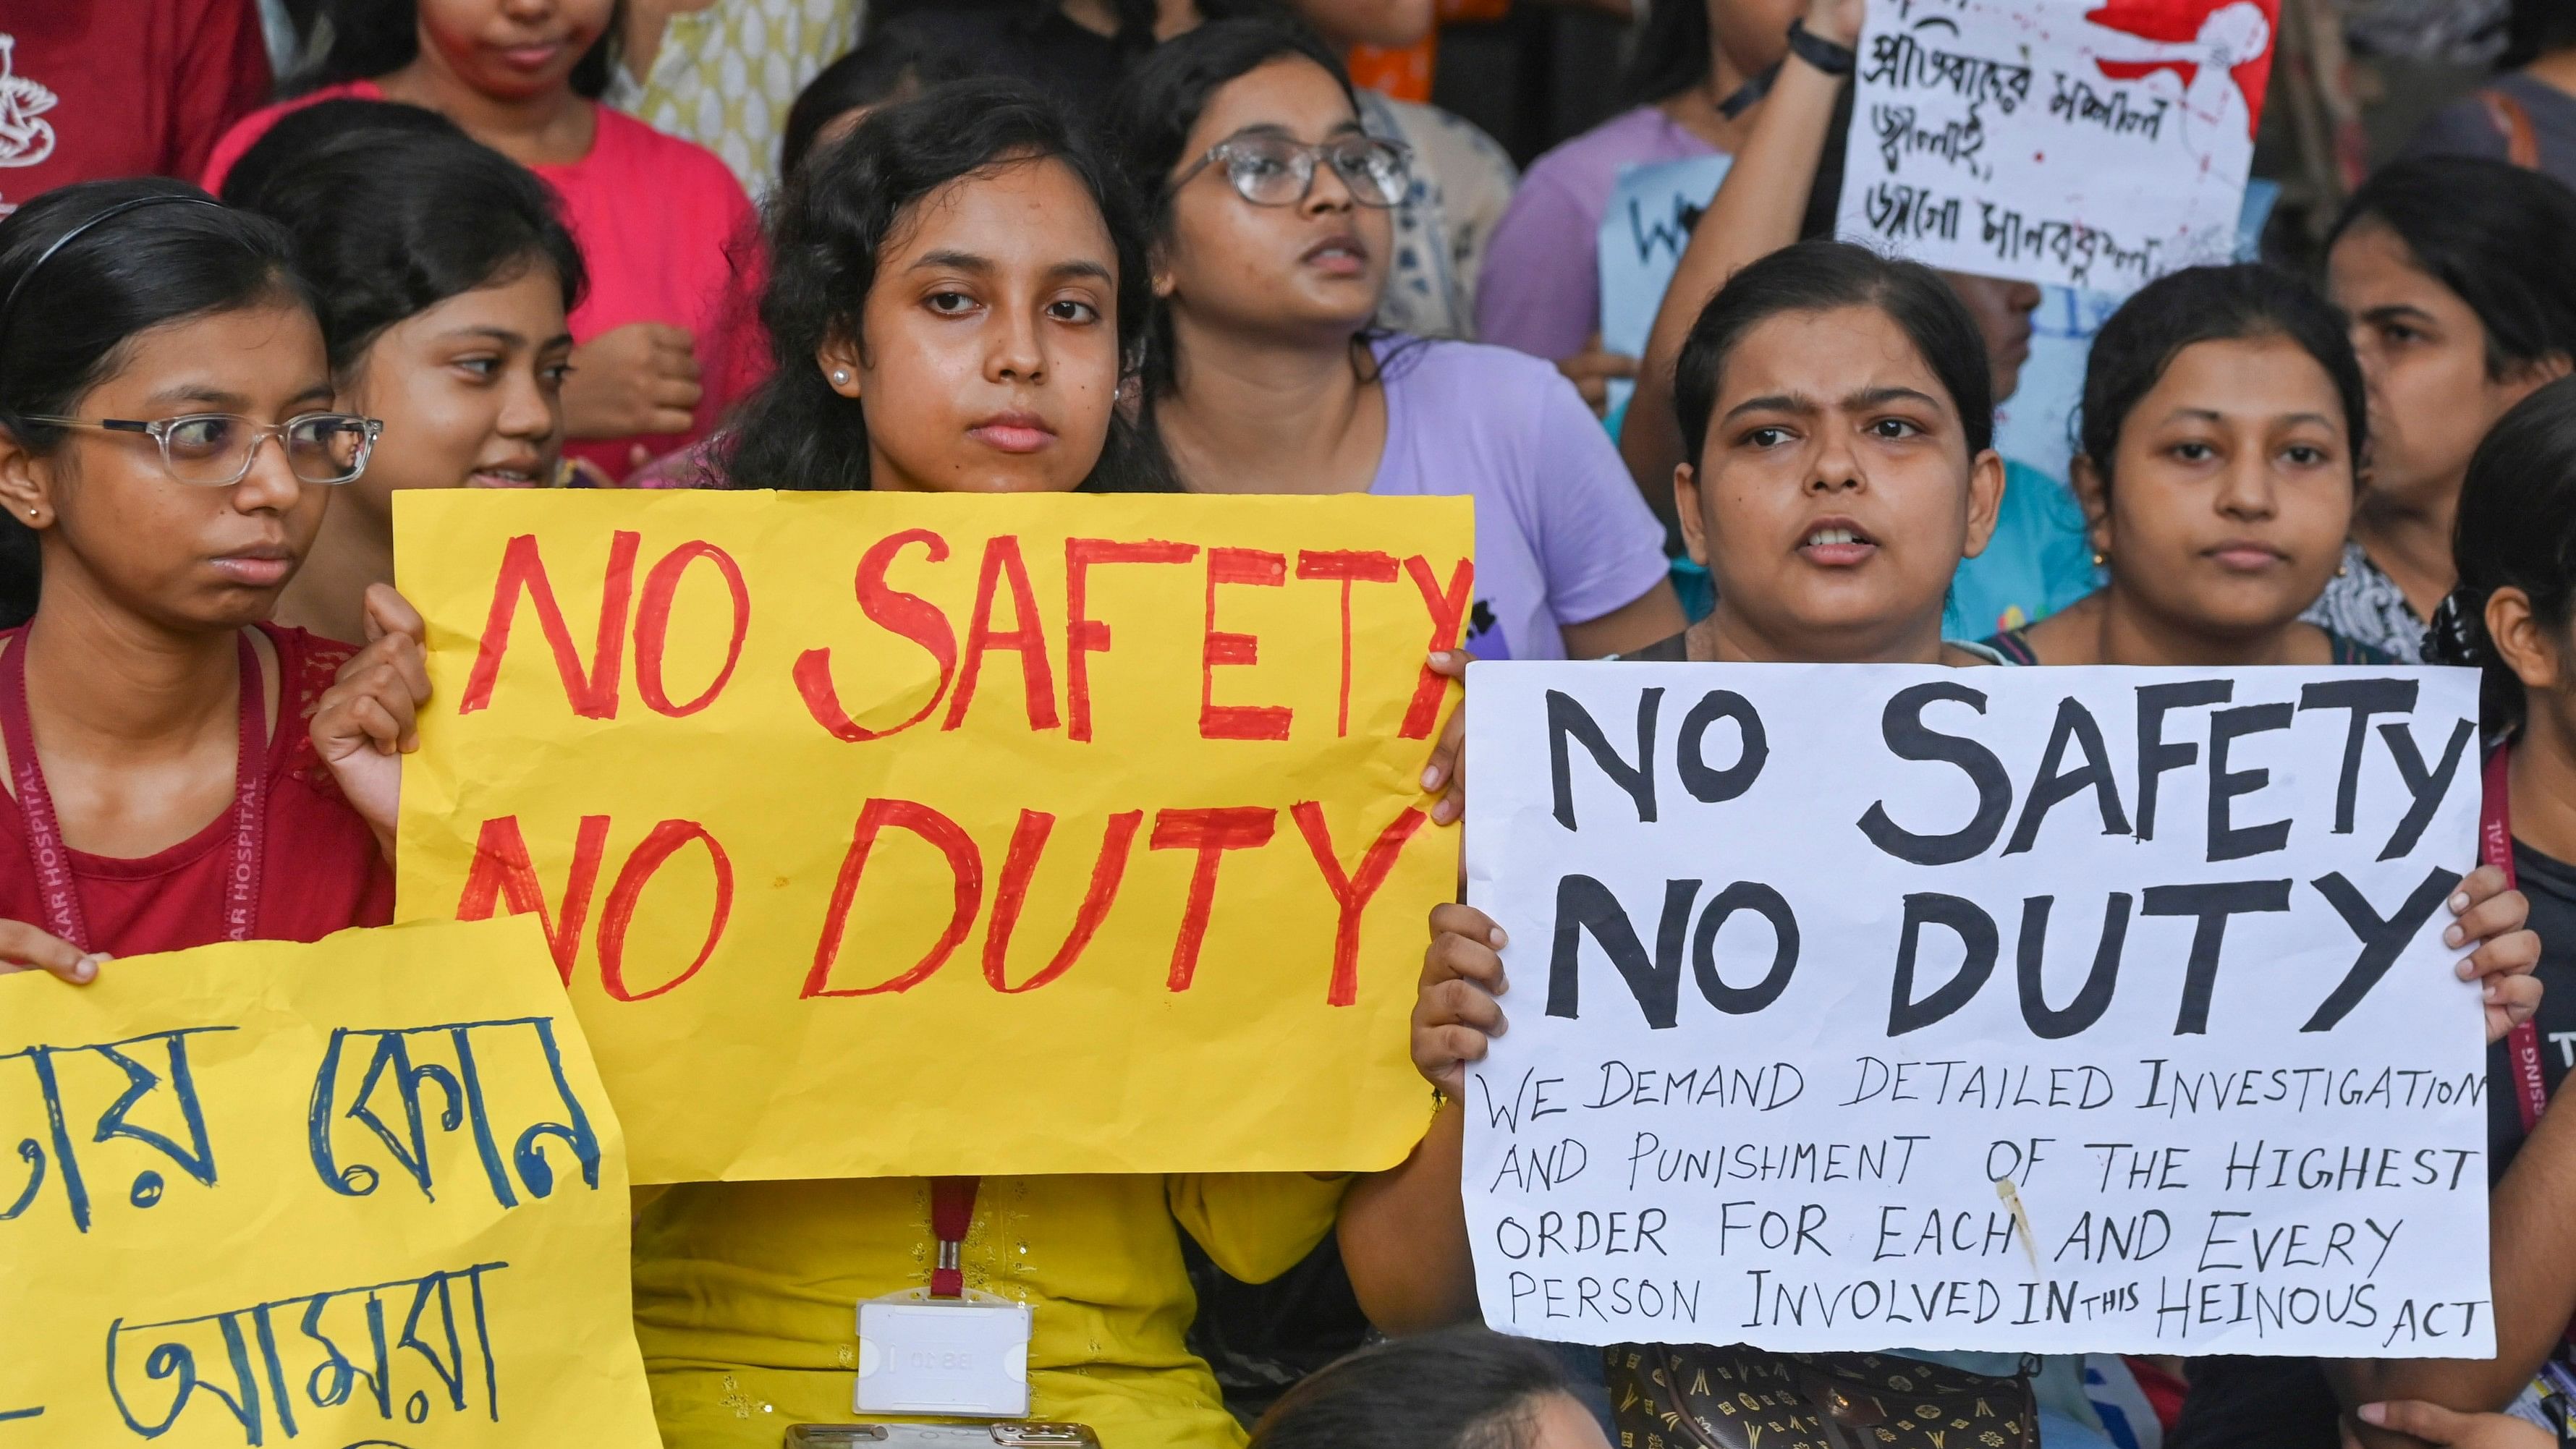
[0,629,266,953]
[930,1176,979,1299]
[2495,746,2576,1356]
[2493,746,2550,1133]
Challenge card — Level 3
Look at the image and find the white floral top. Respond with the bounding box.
[1356,89,1518,341]
[2302,540,2428,663]
[606,0,867,197]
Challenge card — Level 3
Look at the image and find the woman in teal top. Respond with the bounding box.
[1946,458,2098,641]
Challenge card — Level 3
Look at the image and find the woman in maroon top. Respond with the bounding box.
[0,179,413,981]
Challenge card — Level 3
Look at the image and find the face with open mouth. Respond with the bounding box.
[2077,333,2353,641]
[1160,56,1395,338]
[1677,305,2001,661]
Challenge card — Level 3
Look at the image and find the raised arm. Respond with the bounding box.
[1619,0,1863,503]
[1339,1100,1478,1333]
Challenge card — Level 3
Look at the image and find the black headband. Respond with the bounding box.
[0,193,227,349]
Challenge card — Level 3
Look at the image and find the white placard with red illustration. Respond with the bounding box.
[1836,0,2279,294]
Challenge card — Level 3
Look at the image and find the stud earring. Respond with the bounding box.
[2336,558,2350,579]
[831,369,852,386]
[2090,550,2106,569]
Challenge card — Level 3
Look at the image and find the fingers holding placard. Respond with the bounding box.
[1418,903,1509,1097]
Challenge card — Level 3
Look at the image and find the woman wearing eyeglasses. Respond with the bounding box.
[0,180,404,985]
[1108,20,1686,668]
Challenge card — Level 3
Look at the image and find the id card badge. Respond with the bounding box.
[855,1290,1033,1418]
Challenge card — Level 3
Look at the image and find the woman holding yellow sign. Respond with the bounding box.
[313,79,1471,1449]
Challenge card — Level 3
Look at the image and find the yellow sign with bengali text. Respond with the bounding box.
[394,490,1471,1184]
[0,916,658,1448]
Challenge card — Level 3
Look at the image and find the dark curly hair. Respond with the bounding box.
[223,108,585,378]
[721,78,1169,493]
[2430,375,2576,734]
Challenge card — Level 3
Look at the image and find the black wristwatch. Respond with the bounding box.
[1787,17,1857,77]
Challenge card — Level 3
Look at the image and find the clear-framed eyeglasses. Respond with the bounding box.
[22,412,382,486]
[1172,132,1412,209]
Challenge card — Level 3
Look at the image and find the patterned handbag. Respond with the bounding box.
[1607,1344,2038,1449]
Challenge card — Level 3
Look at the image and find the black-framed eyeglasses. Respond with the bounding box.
[22,412,382,486]
[1172,132,1412,209]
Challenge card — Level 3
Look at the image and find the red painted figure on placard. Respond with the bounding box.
[2085,0,2277,167]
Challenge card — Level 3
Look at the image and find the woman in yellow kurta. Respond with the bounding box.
[635,1175,1347,1446]
[624,80,1412,1449]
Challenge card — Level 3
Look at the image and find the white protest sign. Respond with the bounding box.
[1836,0,2279,294]
[1596,153,1734,425]
[1996,180,2276,485]
[1463,660,2491,1356]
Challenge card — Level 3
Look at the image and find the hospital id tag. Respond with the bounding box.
[855,1291,1033,1418]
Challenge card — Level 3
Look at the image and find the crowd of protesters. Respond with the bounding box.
[5,1,2576,1446]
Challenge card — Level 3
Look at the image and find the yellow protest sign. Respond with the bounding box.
[0,916,657,1448]
[394,490,1471,1184]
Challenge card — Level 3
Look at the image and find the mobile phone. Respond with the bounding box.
[784,1424,1099,1448]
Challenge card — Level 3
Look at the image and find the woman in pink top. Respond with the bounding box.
[203,0,763,483]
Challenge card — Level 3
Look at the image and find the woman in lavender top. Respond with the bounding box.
[1109,19,1684,666]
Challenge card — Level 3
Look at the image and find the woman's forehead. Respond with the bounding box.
[1720,307,1953,409]
[884,158,1116,276]
[2135,335,2347,431]
[100,302,331,407]
[1186,57,1356,152]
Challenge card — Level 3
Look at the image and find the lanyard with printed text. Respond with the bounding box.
[2493,746,2551,1133]
[0,629,266,952]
